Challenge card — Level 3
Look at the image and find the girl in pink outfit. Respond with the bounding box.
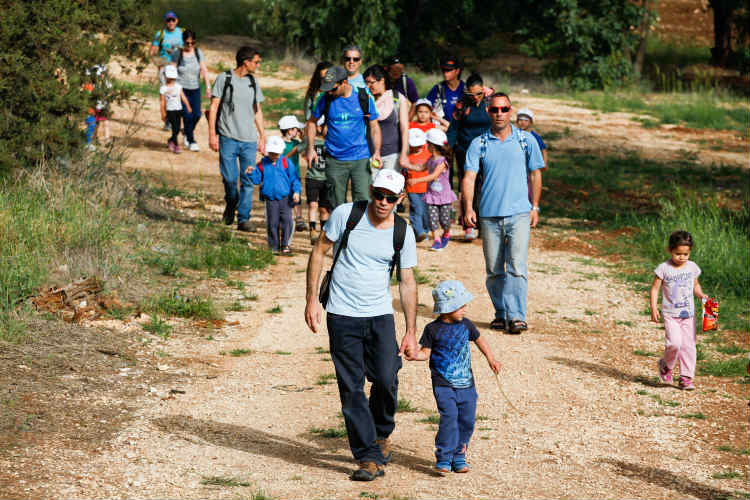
[649,230,708,390]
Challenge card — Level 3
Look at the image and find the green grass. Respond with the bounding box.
[146,290,222,320]
[698,357,748,377]
[274,350,291,355]
[633,349,658,357]
[718,445,750,455]
[716,343,748,355]
[266,305,282,314]
[314,347,329,354]
[359,492,378,499]
[636,390,680,407]
[418,414,440,424]
[262,87,305,124]
[316,373,336,385]
[310,426,347,438]
[229,348,253,357]
[226,300,248,312]
[644,37,711,68]
[680,412,707,420]
[712,470,743,480]
[396,398,419,413]
[200,475,251,487]
[142,316,172,338]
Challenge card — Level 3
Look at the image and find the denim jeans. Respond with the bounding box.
[479,212,531,321]
[326,313,402,465]
[407,192,428,238]
[219,136,257,224]
[433,385,477,463]
[181,87,202,144]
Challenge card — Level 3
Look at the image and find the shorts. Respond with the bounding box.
[305,177,331,209]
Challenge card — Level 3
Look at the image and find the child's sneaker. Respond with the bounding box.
[430,240,444,251]
[168,140,176,153]
[184,136,190,147]
[435,461,451,474]
[174,143,181,154]
[678,377,696,390]
[441,233,450,248]
[658,359,673,384]
[189,142,200,152]
[452,457,470,473]
[464,228,476,241]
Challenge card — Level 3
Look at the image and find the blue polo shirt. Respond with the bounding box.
[465,125,544,217]
[312,89,378,161]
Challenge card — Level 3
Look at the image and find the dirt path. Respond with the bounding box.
[6,69,748,499]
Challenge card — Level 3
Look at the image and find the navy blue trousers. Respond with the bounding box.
[433,385,477,463]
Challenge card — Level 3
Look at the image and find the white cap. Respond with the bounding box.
[372,168,405,194]
[408,128,426,147]
[266,136,286,154]
[278,115,303,130]
[426,128,448,147]
[164,65,178,79]
[516,107,534,121]
[415,98,433,109]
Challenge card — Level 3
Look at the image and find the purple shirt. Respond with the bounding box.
[654,260,701,318]
[424,157,457,206]
[392,75,419,103]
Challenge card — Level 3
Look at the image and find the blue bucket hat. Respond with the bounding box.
[432,280,473,314]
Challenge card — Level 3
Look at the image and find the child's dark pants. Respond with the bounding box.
[265,196,294,250]
[433,385,477,463]
[166,110,181,144]
[326,313,402,465]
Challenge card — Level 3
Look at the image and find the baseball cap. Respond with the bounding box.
[432,280,473,314]
[164,65,178,79]
[408,128,426,148]
[278,115,303,131]
[319,66,348,92]
[372,169,405,194]
[385,56,403,66]
[415,98,433,110]
[516,107,534,121]
[266,136,286,155]
[426,128,448,147]
[440,56,461,70]
[164,11,178,20]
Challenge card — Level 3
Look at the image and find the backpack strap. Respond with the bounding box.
[517,129,530,170]
[322,93,332,125]
[247,73,258,109]
[390,215,407,282]
[357,87,370,127]
[478,131,489,178]
[281,157,288,169]
[214,70,234,134]
[328,200,368,274]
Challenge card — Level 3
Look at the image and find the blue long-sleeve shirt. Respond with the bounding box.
[250,156,301,201]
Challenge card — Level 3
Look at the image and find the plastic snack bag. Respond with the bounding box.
[702,297,719,332]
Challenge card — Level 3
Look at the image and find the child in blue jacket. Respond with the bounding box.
[247,136,301,253]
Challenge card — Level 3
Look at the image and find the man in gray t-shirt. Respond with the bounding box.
[208,46,266,232]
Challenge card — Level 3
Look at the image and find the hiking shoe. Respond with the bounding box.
[678,377,696,391]
[237,220,256,232]
[281,245,292,254]
[376,438,392,464]
[168,140,176,152]
[464,228,477,241]
[452,458,470,473]
[441,233,451,247]
[435,461,451,474]
[490,318,506,331]
[189,142,200,152]
[223,203,236,226]
[351,461,384,481]
[508,319,528,334]
[295,218,306,232]
[430,240,444,251]
[184,136,190,147]
[416,232,428,243]
[658,359,673,384]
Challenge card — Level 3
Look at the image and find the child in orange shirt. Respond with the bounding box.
[404,128,431,242]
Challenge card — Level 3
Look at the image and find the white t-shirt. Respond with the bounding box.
[160,83,183,111]
[324,202,417,317]
[654,260,701,318]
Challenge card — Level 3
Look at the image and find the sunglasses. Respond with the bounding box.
[343,57,361,62]
[465,90,483,97]
[489,106,511,114]
[165,18,177,22]
[184,41,195,46]
[372,191,399,203]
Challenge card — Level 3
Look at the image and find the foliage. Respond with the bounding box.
[0,0,150,173]
[518,0,646,89]
[253,0,401,62]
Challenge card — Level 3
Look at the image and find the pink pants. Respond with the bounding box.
[661,316,696,379]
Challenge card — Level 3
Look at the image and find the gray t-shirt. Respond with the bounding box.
[211,71,265,142]
[171,48,203,90]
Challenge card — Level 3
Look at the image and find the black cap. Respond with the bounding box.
[440,56,461,69]
[386,56,402,66]
[319,66,348,92]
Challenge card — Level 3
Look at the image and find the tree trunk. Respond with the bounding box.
[633,0,657,75]
[709,0,734,66]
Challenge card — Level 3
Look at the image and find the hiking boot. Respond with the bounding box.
[237,220,256,232]
[295,217,306,232]
[490,318,506,331]
[678,377,696,390]
[351,461,384,481]
[508,319,528,334]
[416,232,428,243]
[222,204,236,226]
[658,359,673,384]
[376,438,392,464]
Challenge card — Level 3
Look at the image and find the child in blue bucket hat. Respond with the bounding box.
[413,279,502,474]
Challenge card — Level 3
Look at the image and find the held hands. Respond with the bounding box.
[399,332,418,360]
[245,164,255,174]
[463,209,477,228]
[293,192,300,203]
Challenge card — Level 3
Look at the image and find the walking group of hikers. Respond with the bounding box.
[136,12,712,482]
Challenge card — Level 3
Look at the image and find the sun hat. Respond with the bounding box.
[372,168,405,194]
[426,128,448,147]
[319,66,348,92]
[415,98,433,110]
[432,280,474,314]
[164,10,178,20]
[408,128,427,148]
[266,136,286,155]
[163,65,178,79]
[516,107,534,122]
[278,115,304,131]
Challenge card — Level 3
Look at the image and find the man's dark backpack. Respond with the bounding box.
[210,70,258,134]
[321,86,371,128]
[318,200,407,307]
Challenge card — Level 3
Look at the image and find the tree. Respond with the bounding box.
[708,0,750,68]
[0,0,150,173]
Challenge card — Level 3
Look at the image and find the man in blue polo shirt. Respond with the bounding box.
[306,65,382,209]
[461,92,544,335]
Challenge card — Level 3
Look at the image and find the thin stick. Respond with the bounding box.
[494,372,520,413]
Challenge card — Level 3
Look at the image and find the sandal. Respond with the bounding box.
[489,318,506,331]
[508,319,528,334]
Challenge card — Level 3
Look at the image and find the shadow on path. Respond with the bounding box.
[547,356,664,388]
[599,458,744,500]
